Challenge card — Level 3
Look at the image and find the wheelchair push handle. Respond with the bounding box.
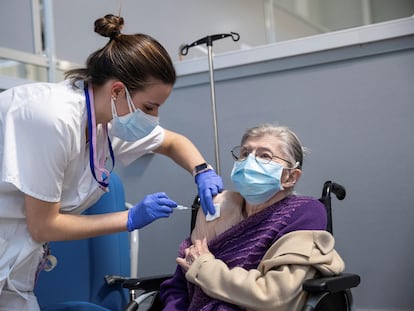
[322,181,346,201]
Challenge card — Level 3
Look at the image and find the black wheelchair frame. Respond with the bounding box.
[110,181,360,311]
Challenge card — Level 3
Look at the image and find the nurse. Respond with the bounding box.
[0,14,223,310]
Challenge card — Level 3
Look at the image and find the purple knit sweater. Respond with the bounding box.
[160,195,327,311]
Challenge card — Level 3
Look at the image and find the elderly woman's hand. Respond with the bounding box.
[176,238,210,271]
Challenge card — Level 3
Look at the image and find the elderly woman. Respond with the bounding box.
[159,124,345,311]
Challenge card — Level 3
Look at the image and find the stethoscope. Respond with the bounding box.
[84,84,115,191]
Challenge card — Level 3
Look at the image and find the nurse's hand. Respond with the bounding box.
[127,192,177,231]
[195,169,224,216]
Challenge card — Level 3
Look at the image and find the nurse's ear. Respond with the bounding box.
[111,81,126,100]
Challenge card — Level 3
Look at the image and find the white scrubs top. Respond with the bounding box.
[0,80,164,310]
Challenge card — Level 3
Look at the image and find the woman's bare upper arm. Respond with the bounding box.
[191,191,244,242]
[24,194,60,241]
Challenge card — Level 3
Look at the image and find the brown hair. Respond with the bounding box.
[65,14,176,92]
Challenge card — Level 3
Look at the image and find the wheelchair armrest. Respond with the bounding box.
[121,274,173,291]
[303,273,361,294]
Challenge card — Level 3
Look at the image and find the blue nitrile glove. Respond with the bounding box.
[195,169,224,216]
[127,192,177,231]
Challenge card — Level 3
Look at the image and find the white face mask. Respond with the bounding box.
[110,87,159,141]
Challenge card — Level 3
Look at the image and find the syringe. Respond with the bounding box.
[176,205,195,210]
[176,204,220,221]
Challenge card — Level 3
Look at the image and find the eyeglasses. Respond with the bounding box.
[231,145,293,166]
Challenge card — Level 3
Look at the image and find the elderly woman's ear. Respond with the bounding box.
[282,169,302,189]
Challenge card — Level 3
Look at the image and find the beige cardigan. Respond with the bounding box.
[185,230,345,311]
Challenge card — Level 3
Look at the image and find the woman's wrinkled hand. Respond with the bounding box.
[176,238,210,271]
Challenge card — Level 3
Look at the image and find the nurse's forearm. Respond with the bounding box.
[54,212,128,241]
[25,195,128,242]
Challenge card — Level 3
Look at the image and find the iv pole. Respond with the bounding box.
[179,32,240,175]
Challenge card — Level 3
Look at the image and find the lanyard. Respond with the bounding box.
[84,85,115,190]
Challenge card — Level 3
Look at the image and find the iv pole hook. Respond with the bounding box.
[179,32,240,56]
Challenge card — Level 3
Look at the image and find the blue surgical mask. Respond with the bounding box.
[230,154,284,205]
[110,88,159,141]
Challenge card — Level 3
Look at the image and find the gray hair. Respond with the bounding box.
[240,124,306,169]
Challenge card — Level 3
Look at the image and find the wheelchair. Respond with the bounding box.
[118,181,361,311]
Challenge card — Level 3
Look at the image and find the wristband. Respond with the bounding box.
[192,162,213,177]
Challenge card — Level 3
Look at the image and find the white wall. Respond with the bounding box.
[52,0,268,64]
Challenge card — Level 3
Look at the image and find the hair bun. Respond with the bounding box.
[94,14,125,39]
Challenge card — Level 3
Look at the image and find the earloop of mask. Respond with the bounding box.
[111,96,118,117]
[111,87,136,117]
[124,87,137,113]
